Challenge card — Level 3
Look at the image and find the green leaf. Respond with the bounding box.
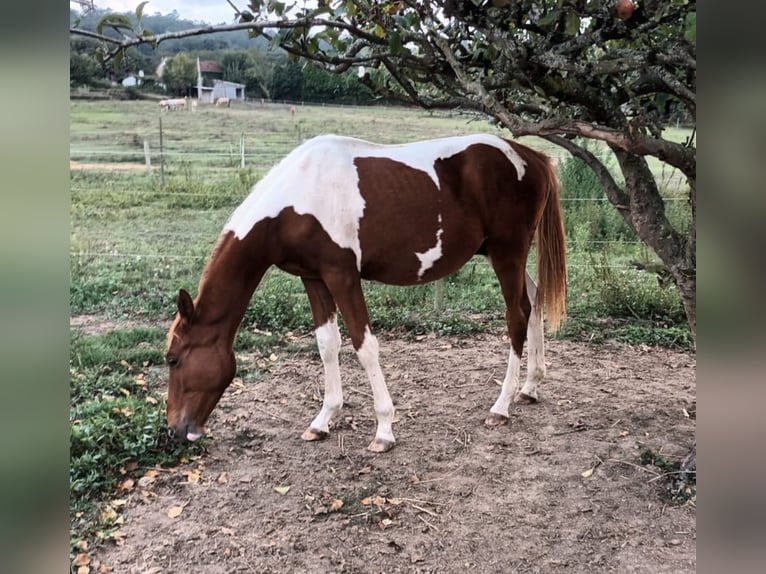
[684,12,696,44]
[135,1,149,23]
[239,10,255,23]
[268,1,286,16]
[96,14,134,36]
[112,50,124,74]
[537,10,561,29]
[565,12,580,36]
[389,32,403,55]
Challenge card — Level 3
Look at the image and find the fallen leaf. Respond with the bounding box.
[144,469,159,478]
[110,529,126,545]
[110,498,127,507]
[379,518,393,529]
[184,470,201,484]
[269,353,278,361]
[77,566,89,574]
[217,472,228,483]
[75,540,88,551]
[581,467,595,478]
[73,553,91,567]
[145,396,158,404]
[167,505,184,518]
[98,565,113,573]
[329,499,344,512]
[118,479,134,492]
[138,476,155,488]
[387,497,403,506]
[274,485,291,495]
[100,509,117,523]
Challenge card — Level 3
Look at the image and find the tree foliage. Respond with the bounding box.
[162,52,197,95]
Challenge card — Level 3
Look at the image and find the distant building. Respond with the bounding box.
[195,58,245,103]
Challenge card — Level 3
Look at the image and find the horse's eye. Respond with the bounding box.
[166,356,180,368]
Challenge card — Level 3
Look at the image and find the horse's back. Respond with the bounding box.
[225,134,545,284]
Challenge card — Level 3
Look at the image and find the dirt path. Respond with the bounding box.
[89,332,696,573]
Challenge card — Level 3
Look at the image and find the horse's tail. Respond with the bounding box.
[535,156,567,332]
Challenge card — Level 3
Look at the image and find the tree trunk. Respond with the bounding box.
[611,149,696,343]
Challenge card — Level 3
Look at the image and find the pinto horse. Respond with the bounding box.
[165,134,567,452]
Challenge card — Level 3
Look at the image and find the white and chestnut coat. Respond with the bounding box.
[165,134,567,452]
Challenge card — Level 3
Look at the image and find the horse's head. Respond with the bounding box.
[165,289,235,442]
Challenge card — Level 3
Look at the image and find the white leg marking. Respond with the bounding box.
[520,273,545,400]
[356,327,395,445]
[309,317,343,433]
[490,348,522,418]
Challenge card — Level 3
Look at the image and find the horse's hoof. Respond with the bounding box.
[367,438,395,453]
[301,427,329,442]
[514,393,538,405]
[484,413,509,427]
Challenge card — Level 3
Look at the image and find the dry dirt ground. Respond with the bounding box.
[86,328,696,574]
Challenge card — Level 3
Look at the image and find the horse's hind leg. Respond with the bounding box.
[301,278,343,442]
[323,272,395,453]
[516,271,546,404]
[485,256,531,426]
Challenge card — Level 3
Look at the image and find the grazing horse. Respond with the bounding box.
[215,97,231,107]
[160,97,187,111]
[165,134,567,452]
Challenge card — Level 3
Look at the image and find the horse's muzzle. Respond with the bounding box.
[166,423,203,443]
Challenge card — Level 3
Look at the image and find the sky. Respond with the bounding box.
[71,1,242,25]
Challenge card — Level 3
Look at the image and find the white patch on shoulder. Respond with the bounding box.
[415,215,443,279]
[224,135,368,268]
[223,134,526,270]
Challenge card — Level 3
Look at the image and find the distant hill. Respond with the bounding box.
[70,8,270,54]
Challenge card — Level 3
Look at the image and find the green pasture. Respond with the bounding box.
[69,99,692,552]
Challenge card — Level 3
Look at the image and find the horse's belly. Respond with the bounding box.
[360,231,483,286]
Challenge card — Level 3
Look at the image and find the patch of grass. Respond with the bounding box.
[70,328,166,372]
[70,329,205,553]
[639,448,696,504]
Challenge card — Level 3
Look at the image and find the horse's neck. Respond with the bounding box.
[194,233,269,346]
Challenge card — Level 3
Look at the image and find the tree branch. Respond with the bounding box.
[543,135,629,214]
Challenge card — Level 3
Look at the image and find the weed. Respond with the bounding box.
[639,448,696,504]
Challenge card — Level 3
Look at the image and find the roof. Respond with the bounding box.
[213,79,246,88]
[199,60,223,74]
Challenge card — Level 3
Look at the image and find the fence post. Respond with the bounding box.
[143,140,151,172]
[240,134,245,168]
[433,279,444,311]
[158,117,165,187]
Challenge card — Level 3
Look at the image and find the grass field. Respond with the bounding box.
[69,99,693,554]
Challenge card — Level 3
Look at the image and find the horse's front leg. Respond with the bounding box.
[302,315,343,441]
[323,273,395,453]
[301,278,344,442]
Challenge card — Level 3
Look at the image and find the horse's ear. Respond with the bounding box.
[177,289,195,321]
